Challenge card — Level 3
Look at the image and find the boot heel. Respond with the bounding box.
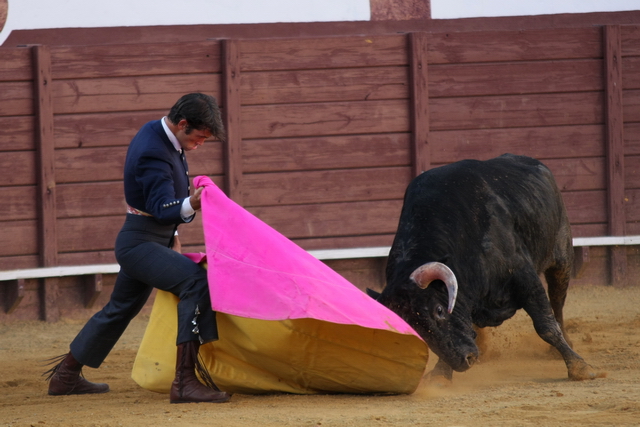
[170,341,230,403]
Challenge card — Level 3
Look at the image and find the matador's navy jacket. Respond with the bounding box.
[123,119,192,225]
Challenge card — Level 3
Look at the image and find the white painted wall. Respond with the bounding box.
[432,0,639,19]
[0,0,371,44]
[1,0,638,45]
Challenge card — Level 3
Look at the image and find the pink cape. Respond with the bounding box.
[132,176,428,394]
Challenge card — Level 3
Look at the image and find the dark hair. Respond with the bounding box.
[167,93,225,141]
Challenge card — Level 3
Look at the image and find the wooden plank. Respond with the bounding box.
[0,81,33,116]
[610,246,627,287]
[242,166,412,207]
[541,157,606,192]
[247,199,404,239]
[0,186,38,221]
[562,190,608,224]
[622,89,640,122]
[409,32,430,175]
[570,246,609,287]
[33,45,59,322]
[623,155,640,187]
[429,125,605,163]
[605,25,627,287]
[50,41,222,79]
[222,39,243,203]
[621,57,640,90]
[621,25,640,57]
[3,279,25,314]
[239,35,408,72]
[0,277,46,319]
[427,27,603,65]
[323,257,387,293]
[56,182,124,218]
[54,111,162,149]
[0,116,35,151]
[571,223,609,238]
[33,45,57,267]
[84,274,103,308]
[52,74,221,115]
[0,48,32,81]
[624,188,640,222]
[57,251,116,266]
[40,276,60,322]
[0,278,47,321]
[243,134,411,173]
[572,246,589,279]
[55,146,126,183]
[430,92,603,131]
[241,66,408,105]
[0,151,37,185]
[57,216,122,253]
[605,25,626,236]
[625,124,640,155]
[0,254,40,271]
[626,222,640,235]
[623,246,640,288]
[429,59,603,98]
[241,99,409,139]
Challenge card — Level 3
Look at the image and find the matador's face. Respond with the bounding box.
[176,119,212,151]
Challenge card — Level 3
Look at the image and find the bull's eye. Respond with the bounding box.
[435,304,445,320]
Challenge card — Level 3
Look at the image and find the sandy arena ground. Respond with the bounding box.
[1,284,639,427]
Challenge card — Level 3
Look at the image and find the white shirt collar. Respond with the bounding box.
[161,116,182,152]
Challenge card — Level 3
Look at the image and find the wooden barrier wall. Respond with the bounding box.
[2,19,640,319]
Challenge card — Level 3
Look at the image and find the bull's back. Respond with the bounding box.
[389,154,571,278]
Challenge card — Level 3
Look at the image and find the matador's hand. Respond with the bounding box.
[191,187,204,211]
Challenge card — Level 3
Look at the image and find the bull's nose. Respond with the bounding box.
[466,353,478,368]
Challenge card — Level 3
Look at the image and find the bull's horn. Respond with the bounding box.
[410,262,458,313]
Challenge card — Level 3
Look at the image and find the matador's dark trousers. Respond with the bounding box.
[70,214,218,368]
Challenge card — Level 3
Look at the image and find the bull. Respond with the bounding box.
[369,154,604,382]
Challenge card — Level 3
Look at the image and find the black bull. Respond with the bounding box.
[369,154,604,381]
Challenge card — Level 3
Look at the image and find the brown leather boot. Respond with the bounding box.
[45,352,110,395]
[170,341,230,403]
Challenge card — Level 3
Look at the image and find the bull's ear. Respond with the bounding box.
[366,288,381,300]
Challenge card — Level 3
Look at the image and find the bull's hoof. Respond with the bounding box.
[425,363,453,387]
[568,361,607,381]
[425,372,452,388]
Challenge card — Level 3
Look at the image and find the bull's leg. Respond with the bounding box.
[514,266,605,381]
[544,263,573,349]
[474,325,489,357]
[426,358,454,385]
